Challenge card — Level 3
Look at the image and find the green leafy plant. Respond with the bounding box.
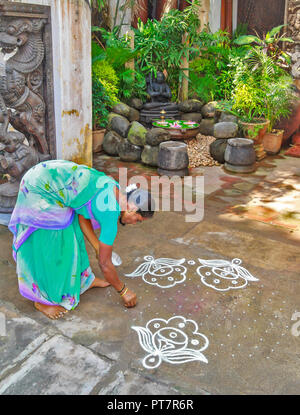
[264,74,294,131]
[92,0,106,11]
[218,47,294,127]
[117,68,147,102]
[189,30,249,102]
[92,75,111,129]
[234,24,294,69]
[92,59,120,106]
[92,28,147,103]
[133,0,202,99]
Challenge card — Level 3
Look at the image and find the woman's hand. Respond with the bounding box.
[121,288,137,308]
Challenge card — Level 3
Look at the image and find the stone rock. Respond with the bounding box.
[179,99,203,113]
[112,102,131,119]
[141,145,159,166]
[198,119,215,136]
[219,112,238,123]
[108,114,130,138]
[224,138,256,166]
[209,139,228,164]
[128,107,140,122]
[118,139,142,162]
[224,162,256,173]
[158,141,189,170]
[180,112,202,123]
[157,167,189,177]
[146,128,171,146]
[130,98,143,110]
[201,101,218,118]
[107,112,119,126]
[102,131,123,156]
[214,122,238,139]
[127,121,147,146]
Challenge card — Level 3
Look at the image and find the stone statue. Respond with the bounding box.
[140,71,179,125]
[147,71,172,102]
[0,18,50,155]
[143,71,178,110]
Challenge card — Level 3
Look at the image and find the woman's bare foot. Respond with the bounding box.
[89,277,111,289]
[34,302,68,320]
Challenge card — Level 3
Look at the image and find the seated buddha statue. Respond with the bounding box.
[143,71,178,111]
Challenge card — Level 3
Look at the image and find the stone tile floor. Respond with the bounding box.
[0,150,299,395]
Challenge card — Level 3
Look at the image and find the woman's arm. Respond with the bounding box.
[78,214,137,307]
[78,215,99,254]
[98,242,137,308]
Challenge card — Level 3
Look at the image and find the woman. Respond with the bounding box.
[8,159,155,319]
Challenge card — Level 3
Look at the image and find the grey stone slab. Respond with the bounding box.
[0,304,50,377]
[0,334,112,395]
[98,369,183,395]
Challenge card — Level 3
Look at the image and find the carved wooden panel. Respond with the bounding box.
[0,1,56,157]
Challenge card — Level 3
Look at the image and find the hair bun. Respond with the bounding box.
[125,183,138,194]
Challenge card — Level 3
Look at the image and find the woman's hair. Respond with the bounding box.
[125,184,155,218]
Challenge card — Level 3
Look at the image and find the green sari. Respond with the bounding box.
[9,160,120,310]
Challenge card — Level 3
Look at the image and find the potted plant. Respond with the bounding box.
[218,46,294,160]
[233,24,294,71]
[217,82,269,160]
[262,75,294,154]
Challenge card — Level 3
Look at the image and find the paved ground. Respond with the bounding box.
[0,151,300,395]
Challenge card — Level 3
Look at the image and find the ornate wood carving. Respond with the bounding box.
[0,1,55,212]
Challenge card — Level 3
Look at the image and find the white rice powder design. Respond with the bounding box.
[132,316,209,369]
[125,256,187,288]
[196,258,259,292]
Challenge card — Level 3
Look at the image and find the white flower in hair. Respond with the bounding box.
[125,183,138,193]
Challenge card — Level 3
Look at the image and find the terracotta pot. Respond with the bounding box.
[92,129,106,153]
[166,127,200,140]
[239,119,270,143]
[263,129,284,155]
[239,119,270,161]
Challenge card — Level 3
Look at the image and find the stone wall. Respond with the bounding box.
[286,0,300,83]
[286,0,300,53]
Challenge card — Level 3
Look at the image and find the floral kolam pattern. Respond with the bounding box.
[196,258,259,292]
[132,316,209,369]
[125,256,187,288]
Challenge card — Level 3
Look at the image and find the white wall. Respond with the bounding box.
[233,0,238,32]
[209,0,238,33]
[7,0,92,166]
[108,0,131,36]
[209,0,221,33]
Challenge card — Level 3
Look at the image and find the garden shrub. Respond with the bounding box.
[92,74,111,129]
[189,30,249,102]
[92,59,120,107]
